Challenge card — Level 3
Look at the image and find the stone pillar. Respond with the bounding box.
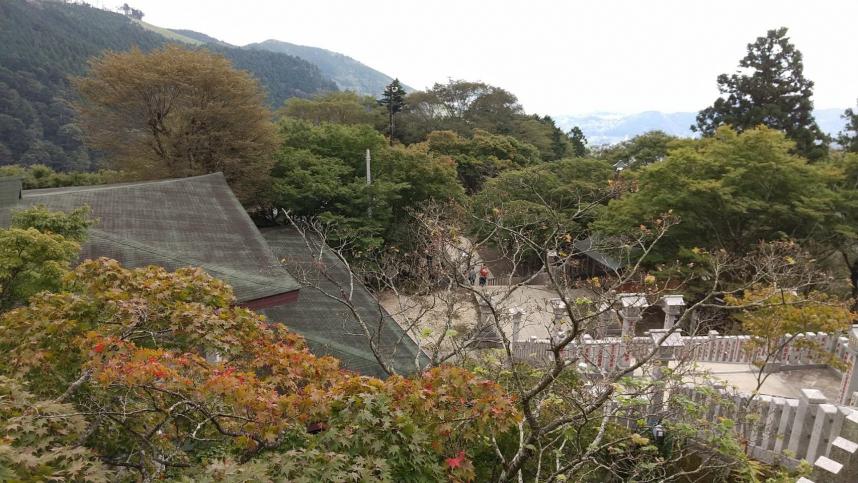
[549,298,566,343]
[773,398,799,453]
[477,296,492,326]
[788,389,828,461]
[807,403,838,464]
[547,249,560,281]
[648,359,666,423]
[509,307,524,344]
[760,397,785,451]
[596,302,613,338]
[838,325,858,405]
[825,436,858,483]
[646,329,683,424]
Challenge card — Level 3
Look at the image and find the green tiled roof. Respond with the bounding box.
[0,177,22,208]
[0,173,424,377]
[6,173,300,302]
[260,226,428,378]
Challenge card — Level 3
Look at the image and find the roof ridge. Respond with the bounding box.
[23,173,226,197]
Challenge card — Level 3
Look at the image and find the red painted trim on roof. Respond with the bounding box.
[240,289,300,310]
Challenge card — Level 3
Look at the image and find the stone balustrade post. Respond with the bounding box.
[596,301,614,338]
[773,398,798,453]
[787,389,827,461]
[509,307,524,344]
[838,325,858,405]
[549,298,566,343]
[760,397,785,451]
[807,403,838,464]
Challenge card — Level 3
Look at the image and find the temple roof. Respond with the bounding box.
[4,173,300,302]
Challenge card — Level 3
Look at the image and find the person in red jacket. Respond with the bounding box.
[478,265,489,287]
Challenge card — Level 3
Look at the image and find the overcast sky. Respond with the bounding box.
[110,0,857,116]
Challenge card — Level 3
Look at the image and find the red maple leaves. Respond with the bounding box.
[445,450,467,469]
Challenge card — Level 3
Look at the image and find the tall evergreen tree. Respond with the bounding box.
[568,126,588,157]
[379,78,406,145]
[693,27,829,160]
[837,101,858,153]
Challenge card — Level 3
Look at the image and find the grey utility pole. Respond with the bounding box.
[365,149,371,185]
[366,149,372,218]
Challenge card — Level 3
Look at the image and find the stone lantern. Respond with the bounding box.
[658,295,686,330]
[618,293,648,338]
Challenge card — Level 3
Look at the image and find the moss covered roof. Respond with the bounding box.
[260,226,428,377]
[10,173,300,302]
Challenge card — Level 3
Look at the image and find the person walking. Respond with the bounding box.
[478,265,489,287]
[467,268,477,286]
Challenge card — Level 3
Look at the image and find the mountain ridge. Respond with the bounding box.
[0,0,337,170]
[245,39,406,97]
[554,109,848,145]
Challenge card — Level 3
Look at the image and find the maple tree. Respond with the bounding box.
[0,256,519,481]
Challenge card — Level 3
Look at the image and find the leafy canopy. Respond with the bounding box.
[837,101,858,153]
[73,45,278,202]
[279,91,386,127]
[0,258,519,481]
[272,118,463,251]
[693,27,829,160]
[595,126,842,261]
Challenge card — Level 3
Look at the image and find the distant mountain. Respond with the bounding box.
[246,39,405,97]
[555,109,848,146]
[0,0,336,171]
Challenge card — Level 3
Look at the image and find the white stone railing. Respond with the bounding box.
[509,323,858,482]
[512,331,848,373]
[676,385,858,483]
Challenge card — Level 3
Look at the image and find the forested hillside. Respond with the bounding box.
[0,0,336,171]
[247,39,403,96]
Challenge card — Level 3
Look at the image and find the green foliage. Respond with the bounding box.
[278,117,387,162]
[694,27,829,160]
[0,203,90,313]
[421,129,542,193]
[379,79,407,141]
[567,126,588,157]
[12,205,94,243]
[838,101,858,153]
[471,158,614,243]
[595,127,842,261]
[396,79,570,161]
[272,119,463,251]
[0,227,80,311]
[280,91,386,127]
[0,376,111,482]
[596,130,679,168]
[0,164,122,190]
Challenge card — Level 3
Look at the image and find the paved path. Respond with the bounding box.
[692,362,842,400]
